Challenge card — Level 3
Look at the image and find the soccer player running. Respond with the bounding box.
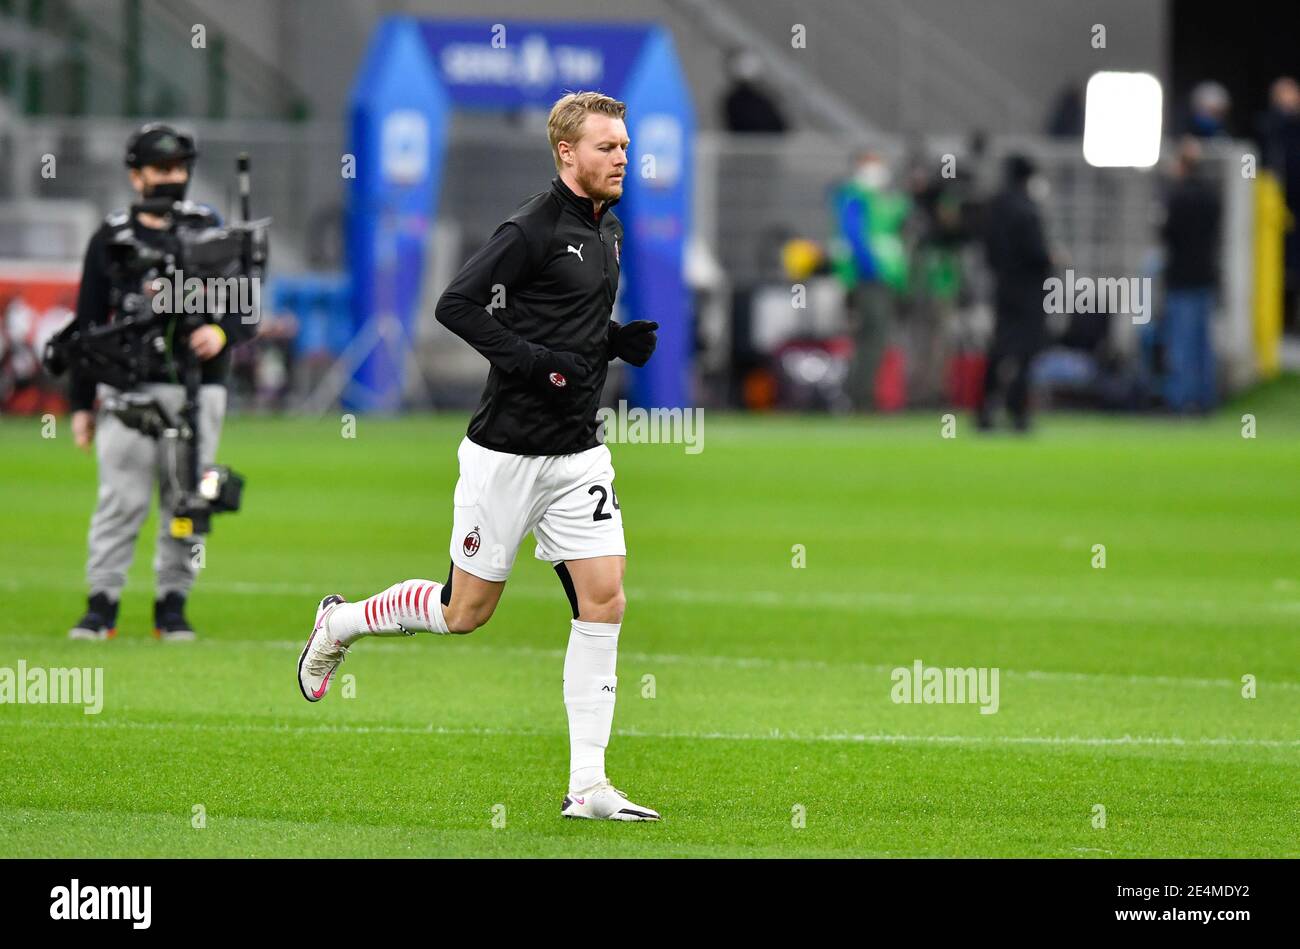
[297,92,662,821]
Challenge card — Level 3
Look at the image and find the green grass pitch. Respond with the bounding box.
[2,381,1298,857]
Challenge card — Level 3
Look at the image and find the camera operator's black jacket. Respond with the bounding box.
[69,203,256,412]
[434,176,623,456]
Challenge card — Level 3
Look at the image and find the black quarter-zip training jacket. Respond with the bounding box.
[435,175,624,456]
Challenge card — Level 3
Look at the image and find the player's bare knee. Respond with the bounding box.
[442,606,476,634]
[580,587,625,624]
[444,600,494,634]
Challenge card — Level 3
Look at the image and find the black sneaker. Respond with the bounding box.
[154,592,197,641]
[69,592,119,640]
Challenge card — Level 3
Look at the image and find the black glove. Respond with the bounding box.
[529,348,590,399]
[607,320,659,367]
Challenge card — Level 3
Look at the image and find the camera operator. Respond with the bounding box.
[67,123,255,641]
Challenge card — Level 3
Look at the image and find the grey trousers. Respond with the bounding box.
[845,283,893,411]
[86,383,227,600]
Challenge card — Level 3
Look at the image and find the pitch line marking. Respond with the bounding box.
[4,577,1299,622]
[2,718,1297,749]
[4,632,1299,692]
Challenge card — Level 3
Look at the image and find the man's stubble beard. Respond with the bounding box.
[575,161,621,204]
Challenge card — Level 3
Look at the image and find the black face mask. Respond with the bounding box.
[144,179,189,202]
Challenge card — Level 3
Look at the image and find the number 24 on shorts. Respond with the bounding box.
[589,484,619,521]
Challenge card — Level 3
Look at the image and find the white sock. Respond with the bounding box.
[563,618,619,793]
[328,579,449,646]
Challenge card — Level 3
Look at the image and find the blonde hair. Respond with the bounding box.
[547,91,627,172]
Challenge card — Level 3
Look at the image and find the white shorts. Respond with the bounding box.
[448,436,627,582]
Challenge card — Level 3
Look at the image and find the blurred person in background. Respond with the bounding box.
[904,153,968,406]
[1257,77,1300,331]
[1045,81,1085,139]
[830,151,910,410]
[1159,137,1222,414]
[721,47,789,319]
[721,48,788,134]
[976,154,1052,432]
[1184,80,1232,138]
[948,131,995,408]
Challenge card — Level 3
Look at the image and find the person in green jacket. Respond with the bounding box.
[830,152,911,410]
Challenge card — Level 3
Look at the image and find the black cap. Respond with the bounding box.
[124,123,198,169]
